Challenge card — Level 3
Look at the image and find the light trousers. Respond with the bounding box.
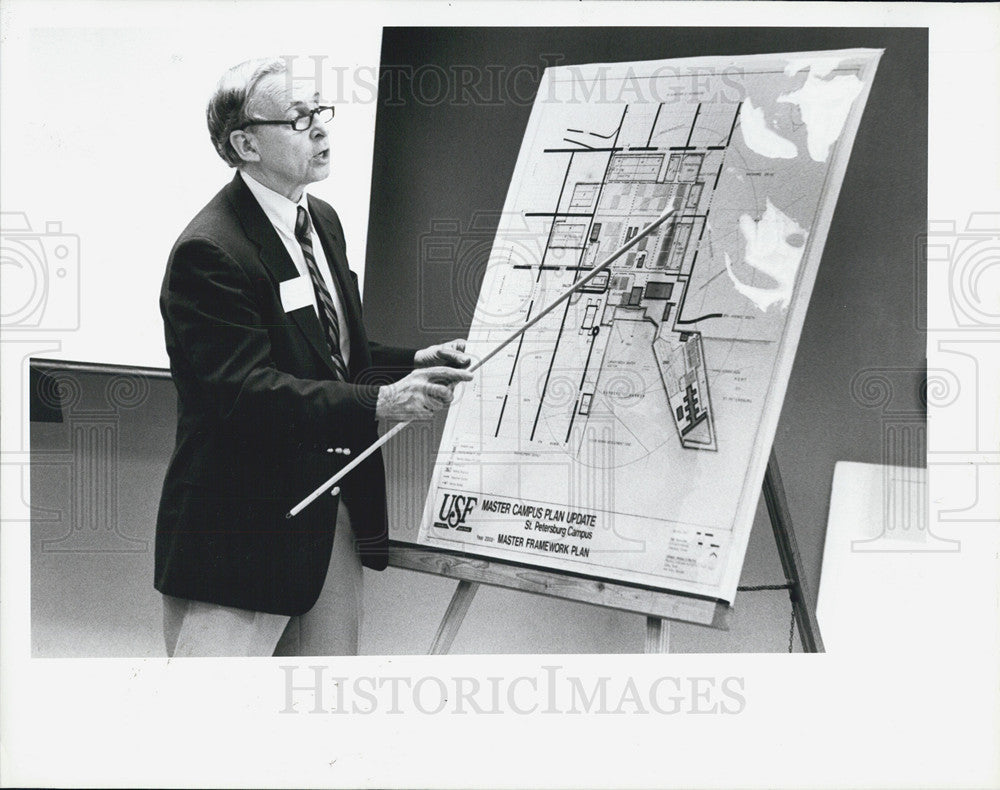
[162,502,363,657]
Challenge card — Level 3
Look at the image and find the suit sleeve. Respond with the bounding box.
[162,236,382,449]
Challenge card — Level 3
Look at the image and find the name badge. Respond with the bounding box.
[279,275,314,313]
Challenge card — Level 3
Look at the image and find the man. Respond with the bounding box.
[155,57,472,657]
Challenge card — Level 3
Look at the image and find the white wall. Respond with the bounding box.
[2,5,386,367]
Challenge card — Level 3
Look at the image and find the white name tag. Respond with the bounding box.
[279,275,314,313]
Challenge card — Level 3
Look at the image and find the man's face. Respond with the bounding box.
[241,72,330,198]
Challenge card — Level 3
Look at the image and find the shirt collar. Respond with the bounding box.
[240,170,309,239]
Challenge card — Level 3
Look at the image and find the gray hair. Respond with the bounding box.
[206,57,287,167]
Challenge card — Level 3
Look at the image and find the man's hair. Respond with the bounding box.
[206,57,288,167]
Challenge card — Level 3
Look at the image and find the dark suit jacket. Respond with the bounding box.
[155,172,414,616]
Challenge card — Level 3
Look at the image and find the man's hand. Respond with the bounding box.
[414,338,471,370]
[376,366,473,421]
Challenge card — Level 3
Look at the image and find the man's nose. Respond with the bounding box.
[310,120,328,140]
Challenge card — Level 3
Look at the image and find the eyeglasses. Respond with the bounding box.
[242,105,335,132]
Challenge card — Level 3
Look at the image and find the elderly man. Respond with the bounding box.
[155,57,471,657]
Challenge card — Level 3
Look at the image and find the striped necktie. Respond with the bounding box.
[295,206,349,381]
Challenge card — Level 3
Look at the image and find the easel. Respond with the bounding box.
[281,204,824,654]
[418,448,825,654]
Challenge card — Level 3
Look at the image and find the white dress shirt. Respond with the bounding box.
[242,171,351,367]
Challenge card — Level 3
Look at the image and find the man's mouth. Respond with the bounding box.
[314,149,329,161]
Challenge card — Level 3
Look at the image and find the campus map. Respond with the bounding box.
[417,50,882,603]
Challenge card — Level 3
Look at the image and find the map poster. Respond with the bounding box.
[417,50,882,603]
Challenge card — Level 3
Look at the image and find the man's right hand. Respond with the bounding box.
[375,366,473,421]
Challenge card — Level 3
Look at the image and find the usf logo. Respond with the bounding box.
[433,494,477,532]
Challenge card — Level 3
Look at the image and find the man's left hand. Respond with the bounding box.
[414,338,471,369]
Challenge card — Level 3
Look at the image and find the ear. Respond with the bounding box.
[229,129,261,163]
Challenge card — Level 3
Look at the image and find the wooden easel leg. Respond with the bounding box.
[429,580,479,654]
[762,449,826,653]
[644,617,671,653]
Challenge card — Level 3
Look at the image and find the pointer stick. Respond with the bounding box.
[287,202,678,518]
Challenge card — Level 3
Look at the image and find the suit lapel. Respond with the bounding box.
[227,174,340,377]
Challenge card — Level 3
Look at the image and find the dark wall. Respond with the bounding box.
[31,369,177,657]
[30,364,799,655]
[363,27,928,611]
